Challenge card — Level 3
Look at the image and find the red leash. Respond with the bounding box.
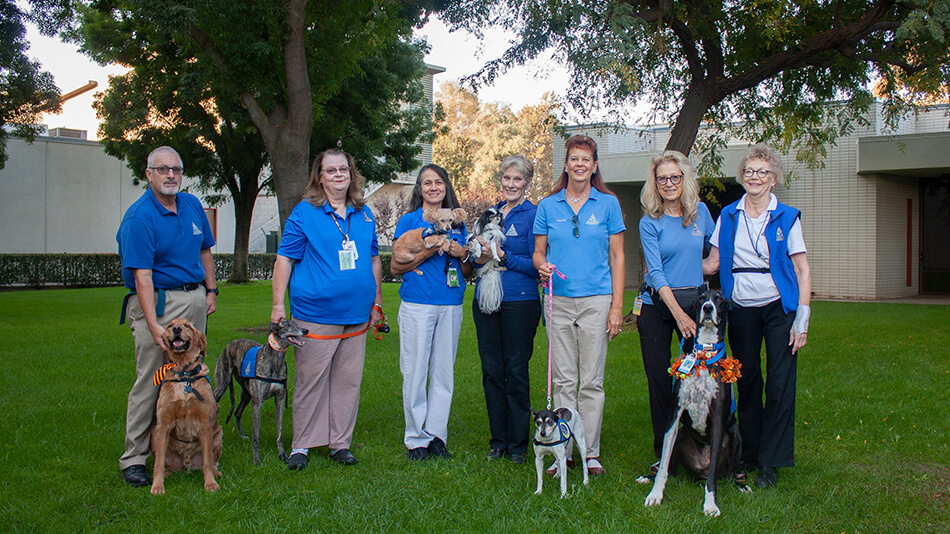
[303,305,389,341]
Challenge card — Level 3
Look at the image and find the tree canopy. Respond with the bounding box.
[437,0,950,177]
[433,82,557,202]
[0,0,60,169]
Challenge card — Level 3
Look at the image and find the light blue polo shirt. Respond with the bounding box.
[394,208,468,306]
[117,188,215,290]
[638,202,715,305]
[278,200,379,324]
[533,188,625,297]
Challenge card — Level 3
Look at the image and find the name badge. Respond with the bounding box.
[339,250,356,271]
[677,354,697,375]
[633,297,643,316]
[343,238,358,261]
[446,267,459,288]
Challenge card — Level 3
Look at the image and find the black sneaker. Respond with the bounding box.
[407,447,429,461]
[427,437,451,459]
[508,453,527,464]
[120,465,151,487]
[755,466,778,488]
[484,448,506,460]
[287,453,308,470]
[330,449,358,465]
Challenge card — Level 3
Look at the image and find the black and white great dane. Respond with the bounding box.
[639,289,750,516]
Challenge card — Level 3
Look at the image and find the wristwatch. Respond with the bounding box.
[207,287,220,295]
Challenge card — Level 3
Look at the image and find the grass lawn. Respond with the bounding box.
[0,283,947,533]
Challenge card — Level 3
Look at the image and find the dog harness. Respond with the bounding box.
[237,344,288,387]
[533,419,573,447]
[153,359,211,401]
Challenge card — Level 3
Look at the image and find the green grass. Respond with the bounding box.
[0,284,948,533]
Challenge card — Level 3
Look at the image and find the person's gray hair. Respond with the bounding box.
[737,143,784,185]
[499,155,534,183]
[147,146,183,168]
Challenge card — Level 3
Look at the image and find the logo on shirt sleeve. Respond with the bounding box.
[192,222,203,236]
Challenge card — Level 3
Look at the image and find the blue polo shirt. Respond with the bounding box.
[117,188,215,290]
[533,188,625,297]
[394,208,468,306]
[475,200,540,301]
[277,200,379,325]
[638,202,715,305]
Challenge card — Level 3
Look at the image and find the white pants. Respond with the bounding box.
[398,301,463,449]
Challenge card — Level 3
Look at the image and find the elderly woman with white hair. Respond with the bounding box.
[706,143,812,488]
[472,155,541,465]
[636,150,715,471]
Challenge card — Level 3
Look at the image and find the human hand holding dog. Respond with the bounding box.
[270,303,286,324]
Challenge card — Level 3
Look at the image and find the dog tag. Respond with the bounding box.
[677,354,697,375]
[447,267,459,287]
[339,249,356,271]
[633,297,643,316]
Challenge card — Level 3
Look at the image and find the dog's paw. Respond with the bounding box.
[704,503,721,517]
[534,488,542,495]
[150,484,165,496]
[644,491,663,507]
[738,484,753,494]
[279,452,289,463]
[635,475,653,484]
[205,481,220,492]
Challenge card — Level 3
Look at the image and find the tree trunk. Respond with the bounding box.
[664,84,711,156]
[229,193,256,283]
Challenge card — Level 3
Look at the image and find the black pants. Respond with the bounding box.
[472,298,541,455]
[637,302,694,458]
[729,300,797,468]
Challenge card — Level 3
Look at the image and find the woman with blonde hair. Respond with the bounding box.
[636,150,715,471]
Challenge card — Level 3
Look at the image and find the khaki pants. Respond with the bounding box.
[119,287,208,469]
[545,294,611,458]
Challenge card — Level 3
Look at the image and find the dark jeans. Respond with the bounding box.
[472,298,541,455]
[637,302,694,458]
[729,299,797,468]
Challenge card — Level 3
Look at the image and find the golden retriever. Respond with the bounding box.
[150,318,223,495]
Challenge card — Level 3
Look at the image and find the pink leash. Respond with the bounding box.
[541,266,566,410]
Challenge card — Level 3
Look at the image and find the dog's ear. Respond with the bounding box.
[191,323,207,356]
[422,208,436,224]
[554,407,571,422]
[452,208,467,225]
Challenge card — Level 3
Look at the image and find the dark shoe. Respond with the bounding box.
[546,457,575,476]
[755,466,778,488]
[586,457,605,475]
[407,447,430,461]
[508,453,527,464]
[120,465,151,487]
[484,448,506,460]
[287,453,308,470]
[427,437,451,459]
[330,449,358,465]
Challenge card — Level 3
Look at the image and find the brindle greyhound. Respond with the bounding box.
[213,319,308,464]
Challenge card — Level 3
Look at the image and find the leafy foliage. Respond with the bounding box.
[436,0,950,177]
[433,81,558,203]
[0,0,61,169]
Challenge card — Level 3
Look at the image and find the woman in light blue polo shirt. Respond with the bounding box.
[391,164,472,461]
[533,135,626,476]
[271,148,383,470]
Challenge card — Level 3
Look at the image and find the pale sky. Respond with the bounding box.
[26,16,572,141]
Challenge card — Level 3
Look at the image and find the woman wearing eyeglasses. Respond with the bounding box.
[705,143,811,488]
[636,150,715,469]
[533,135,626,477]
[272,148,383,470]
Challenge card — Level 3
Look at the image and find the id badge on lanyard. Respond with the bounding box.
[339,238,357,271]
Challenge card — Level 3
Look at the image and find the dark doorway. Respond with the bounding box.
[921,177,950,293]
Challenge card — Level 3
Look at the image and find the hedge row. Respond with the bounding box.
[0,253,400,288]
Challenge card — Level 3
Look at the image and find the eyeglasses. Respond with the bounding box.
[323,166,350,176]
[572,214,579,238]
[655,174,683,186]
[743,168,773,179]
[148,166,183,176]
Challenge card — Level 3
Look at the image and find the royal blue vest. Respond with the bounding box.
[718,201,801,314]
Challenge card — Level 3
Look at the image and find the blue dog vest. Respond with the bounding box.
[240,346,262,378]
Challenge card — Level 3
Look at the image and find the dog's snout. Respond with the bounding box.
[703,302,713,312]
[172,326,182,334]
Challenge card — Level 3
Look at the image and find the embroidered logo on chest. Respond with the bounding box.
[585,214,599,225]
[192,222,202,235]
[505,225,518,237]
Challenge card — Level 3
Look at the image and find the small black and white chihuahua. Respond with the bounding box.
[533,407,589,498]
[468,207,506,314]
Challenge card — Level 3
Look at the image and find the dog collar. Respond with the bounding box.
[693,342,726,365]
[268,332,286,352]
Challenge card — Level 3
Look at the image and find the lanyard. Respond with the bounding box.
[330,208,350,243]
[741,209,770,260]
